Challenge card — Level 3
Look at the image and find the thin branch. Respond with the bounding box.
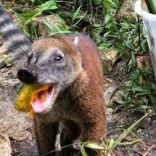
[143,144,154,156]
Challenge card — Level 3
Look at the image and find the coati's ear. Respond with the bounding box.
[73,36,79,53]
[73,36,78,47]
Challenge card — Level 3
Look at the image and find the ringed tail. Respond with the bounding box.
[0,4,31,63]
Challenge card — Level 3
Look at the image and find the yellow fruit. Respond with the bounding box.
[15,85,38,112]
[15,84,49,112]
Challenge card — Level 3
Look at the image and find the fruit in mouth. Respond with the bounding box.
[15,84,54,113]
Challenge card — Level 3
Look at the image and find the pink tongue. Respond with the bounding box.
[32,91,49,113]
[32,100,46,113]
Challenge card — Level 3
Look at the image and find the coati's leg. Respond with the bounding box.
[82,121,106,143]
[81,119,106,156]
[34,119,59,156]
[60,120,81,155]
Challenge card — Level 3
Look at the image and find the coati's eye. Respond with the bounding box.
[28,53,33,61]
[54,55,63,63]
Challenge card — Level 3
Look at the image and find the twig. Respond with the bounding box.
[124,136,149,149]
[104,77,113,83]
[137,15,142,52]
[107,128,123,135]
[143,144,154,156]
[109,86,120,100]
[42,142,82,156]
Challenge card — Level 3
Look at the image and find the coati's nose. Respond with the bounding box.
[17,68,37,84]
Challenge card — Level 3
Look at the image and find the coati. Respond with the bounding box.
[0,4,107,156]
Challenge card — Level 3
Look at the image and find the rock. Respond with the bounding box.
[117,0,148,19]
[0,45,7,68]
[100,49,118,61]
[0,81,32,142]
[0,45,7,55]
[100,49,119,74]
[0,45,13,68]
[117,0,136,19]
[0,133,12,156]
[136,55,151,71]
[31,15,58,37]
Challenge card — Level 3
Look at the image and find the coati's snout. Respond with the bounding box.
[17,67,37,84]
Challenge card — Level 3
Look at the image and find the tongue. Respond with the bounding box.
[31,91,50,113]
[32,99,47,113]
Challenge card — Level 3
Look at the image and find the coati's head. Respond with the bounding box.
[17,35,82,113]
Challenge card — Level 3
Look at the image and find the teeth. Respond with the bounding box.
[31,102,35,109]
[31,103,37,112]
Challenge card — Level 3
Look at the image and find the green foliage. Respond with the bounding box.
[103,0,119,11]
[30,0,36,3]
[44,15,73,35]
[101,0,156,113]
[39,0,57,11]
[92,0,102,6]
[80,141,105,156]
[119,68,156,113]
[12,0,58,38]
[72,6,88,28]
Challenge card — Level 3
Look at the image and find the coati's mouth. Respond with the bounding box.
[31,85,55,113]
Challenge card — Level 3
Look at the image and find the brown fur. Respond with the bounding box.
[19,34,107,155]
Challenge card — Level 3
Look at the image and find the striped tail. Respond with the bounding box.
[0,4,31,64]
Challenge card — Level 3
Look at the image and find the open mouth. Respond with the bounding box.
[31,85,55,113]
